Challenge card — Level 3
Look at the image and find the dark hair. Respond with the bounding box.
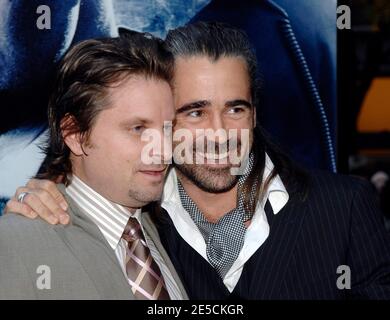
[38,32,174,184]
[165,21,308,214]
[165,21,260,108]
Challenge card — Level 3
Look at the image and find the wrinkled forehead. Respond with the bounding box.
[172,55,252,107]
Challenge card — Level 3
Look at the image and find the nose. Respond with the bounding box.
[210,112,225,131]
[208,112,228,145]
[141,125,172,166]
[152,124,172,164]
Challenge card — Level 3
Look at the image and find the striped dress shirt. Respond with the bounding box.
[66,175,183,299]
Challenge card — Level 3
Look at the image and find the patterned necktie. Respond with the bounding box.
[121,217,170,300]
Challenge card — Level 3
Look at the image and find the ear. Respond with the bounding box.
[61,114,84,156]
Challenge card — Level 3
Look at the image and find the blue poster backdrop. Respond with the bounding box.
[0,0,337,212]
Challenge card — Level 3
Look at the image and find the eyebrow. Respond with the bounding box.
[119,117,153,128]
[225,99,252,109]
[176,99,253,115]
[176,100,211,114]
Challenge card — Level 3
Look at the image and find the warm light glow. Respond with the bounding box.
[357,77,390,132]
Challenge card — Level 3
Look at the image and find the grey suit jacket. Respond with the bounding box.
[0,184,188,300]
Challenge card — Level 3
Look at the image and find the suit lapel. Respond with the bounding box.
[141,210,189,300]
[55,185,135,300]
[248,195,308,299]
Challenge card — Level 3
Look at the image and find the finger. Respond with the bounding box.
[14,186,35,210]
[14,186,30,199]
[3,198,37,218]
[35,188,70,225]
[27,179,68,211]
[30,188,70,225]
[15,186,69,225]
[20,192,60,225]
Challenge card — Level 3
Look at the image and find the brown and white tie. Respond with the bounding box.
[121,217,170,300]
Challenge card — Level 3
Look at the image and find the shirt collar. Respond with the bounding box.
[162,152,289,215]
[262,153,289,214]
[65,175,140,250]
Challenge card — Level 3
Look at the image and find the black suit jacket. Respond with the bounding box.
[155,171,390,299]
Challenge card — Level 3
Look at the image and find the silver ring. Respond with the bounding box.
[17,192,30,203]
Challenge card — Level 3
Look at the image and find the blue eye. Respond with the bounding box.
[131,125,145,133]
[188,110,203,118]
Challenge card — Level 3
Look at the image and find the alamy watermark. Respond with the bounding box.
[336,265,351,290]
[36,5,51,30]
[140,124,251,175]
[35,4,351,31]
[36,265,51,290]
[337,5,351,30]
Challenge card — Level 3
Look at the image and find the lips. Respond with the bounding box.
[139,166,167,176]
[193,139,241,164]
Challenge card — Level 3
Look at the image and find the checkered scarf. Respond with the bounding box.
[178,154,256,278]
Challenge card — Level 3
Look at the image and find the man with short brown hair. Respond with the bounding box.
[0,33,187,300]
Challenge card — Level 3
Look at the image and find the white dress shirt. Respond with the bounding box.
[65,175,183,300]
[161,153,289,292]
